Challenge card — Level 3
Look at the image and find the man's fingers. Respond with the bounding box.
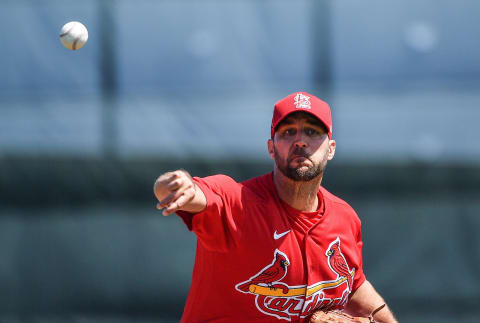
[174,192,192,208]
[166,193,189,210]
[154,170,196,215]
[162,202,178,216]
[156,172,178,185]
[166,178,182,190]
[158,182,193,209]
[162,188,195,216]
[158,189,183,209]
[154,171,188,201]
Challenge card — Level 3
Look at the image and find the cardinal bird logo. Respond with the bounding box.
[236,243,355,321]
[326,237,354,292]
[236,249,290,294]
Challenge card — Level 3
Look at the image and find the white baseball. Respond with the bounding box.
[59,21,88,50]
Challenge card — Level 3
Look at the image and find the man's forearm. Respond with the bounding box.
[345,280,397,323]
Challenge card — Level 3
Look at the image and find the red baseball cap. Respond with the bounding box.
[271,91,333,139]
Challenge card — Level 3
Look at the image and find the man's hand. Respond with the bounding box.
[154,170,206,216]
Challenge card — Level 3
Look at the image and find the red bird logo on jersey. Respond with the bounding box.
[236,250,290,294]
[235,241,355,321]
[326,237,354,291]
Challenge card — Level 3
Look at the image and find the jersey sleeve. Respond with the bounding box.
[351,213,366,293]
[176,174,244,252]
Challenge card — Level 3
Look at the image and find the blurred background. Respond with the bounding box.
[1,0,479,322]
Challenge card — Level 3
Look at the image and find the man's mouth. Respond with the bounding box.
[292,156,307,161]
[289,155,311,164]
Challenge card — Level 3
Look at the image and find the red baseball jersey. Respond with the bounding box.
[176,173,366,322]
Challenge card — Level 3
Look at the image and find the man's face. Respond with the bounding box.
[268,112,336,181]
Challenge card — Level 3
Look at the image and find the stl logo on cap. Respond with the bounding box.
[293,93,311,110]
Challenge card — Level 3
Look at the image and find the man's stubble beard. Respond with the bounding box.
[273,147,328,182]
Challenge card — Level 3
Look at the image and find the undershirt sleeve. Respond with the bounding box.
[176,174,243,252]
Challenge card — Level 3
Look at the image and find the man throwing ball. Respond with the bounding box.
[154,92,397,322]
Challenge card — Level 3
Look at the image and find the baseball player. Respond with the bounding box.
[154,92,397,322]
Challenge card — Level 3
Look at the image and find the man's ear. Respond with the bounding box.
[327,140,336,160]
[267,139,275,160]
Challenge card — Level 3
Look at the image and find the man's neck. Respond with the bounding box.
[273,168,323,212]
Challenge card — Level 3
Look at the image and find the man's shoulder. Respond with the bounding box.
[241,172,272,188]
[193,174,239,187]
[199,174,237,184]
[240,172,273,194]
[320,186,357,214]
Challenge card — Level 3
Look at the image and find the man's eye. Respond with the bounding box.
[283,129,295,136]
[305,128,319,136]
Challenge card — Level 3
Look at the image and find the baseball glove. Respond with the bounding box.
[309,304,386,323]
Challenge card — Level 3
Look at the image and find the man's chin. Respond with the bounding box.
[287,166,321,182]
[295,165,310,173]
[274,153,323,182]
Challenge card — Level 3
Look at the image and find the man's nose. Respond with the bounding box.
[293,132,307,148]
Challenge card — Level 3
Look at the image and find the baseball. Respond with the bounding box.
[59,21,88,50]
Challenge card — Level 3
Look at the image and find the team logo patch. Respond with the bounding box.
[235,238,355,321]
[293,93,311,109]
[326,237,354,292]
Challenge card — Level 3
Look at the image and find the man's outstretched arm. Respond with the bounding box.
[154,170,207,216]
[344,280,397,323]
